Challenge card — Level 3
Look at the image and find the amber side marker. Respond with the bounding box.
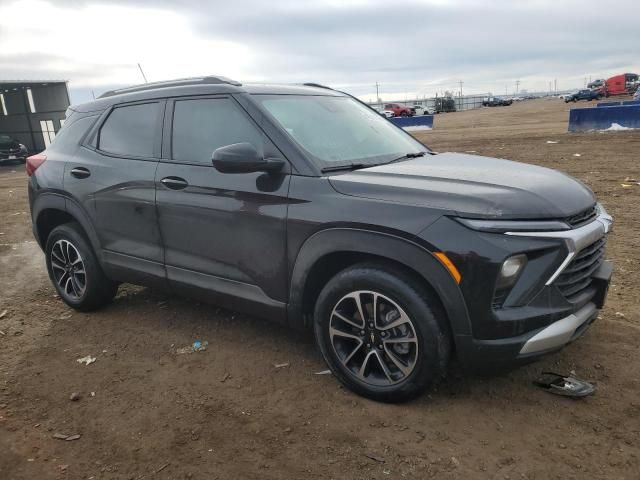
[434,252,462,284]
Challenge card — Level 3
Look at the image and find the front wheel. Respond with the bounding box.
[45,222,118,311]
[313,263,450,402]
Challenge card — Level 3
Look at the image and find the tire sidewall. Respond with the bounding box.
[45,223,100,308]
[314,266,446,402]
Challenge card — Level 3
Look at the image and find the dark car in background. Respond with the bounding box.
[483,96,513,107]
[564,89,602,103]
[0,134,28,164]
[27,77,613,402]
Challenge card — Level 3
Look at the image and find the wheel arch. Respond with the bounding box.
[33,193,102,257]
[287,228,472,341]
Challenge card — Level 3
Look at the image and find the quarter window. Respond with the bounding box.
[171,98,262,164]
[99,102,159,157]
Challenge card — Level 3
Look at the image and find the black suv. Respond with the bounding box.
[0,134,28,164]
[28,77,613,402]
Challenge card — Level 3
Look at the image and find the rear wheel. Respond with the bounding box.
[45,223,118,311]
[313,263,450,402]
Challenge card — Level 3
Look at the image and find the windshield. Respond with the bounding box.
[255,95,427,168]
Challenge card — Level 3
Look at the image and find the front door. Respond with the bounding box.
[155,95,291,320]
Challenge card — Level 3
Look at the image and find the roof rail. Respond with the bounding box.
[98,76,242,98]
[302,82,334,90]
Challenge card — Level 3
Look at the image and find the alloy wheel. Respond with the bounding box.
[50,239,87,300]
[328,290,419,386]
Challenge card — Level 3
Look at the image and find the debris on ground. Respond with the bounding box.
[69,392,81,401]
[615,312,625,317]
[573,153,581,157]
[76,356,96,366]
[274,362,290,369]
[533,372,596,398]
[154,463,170,474]
[176,340,208,354]
[0,309,7,319]
[364,453,385,463]
[546,140,558,144]
[221,372,231,383]
[53,433,81,441]
[314,369,332,375]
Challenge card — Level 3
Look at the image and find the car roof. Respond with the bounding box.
[70,77,346,113]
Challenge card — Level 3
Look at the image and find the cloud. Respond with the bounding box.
[1,0,637,104]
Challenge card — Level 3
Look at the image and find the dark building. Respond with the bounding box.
[0,81,70,153]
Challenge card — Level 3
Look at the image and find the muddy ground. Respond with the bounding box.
[0,97,639,479]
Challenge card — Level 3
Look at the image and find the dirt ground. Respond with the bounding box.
[1,97,639,479]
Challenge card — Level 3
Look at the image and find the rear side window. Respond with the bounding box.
[171,98,262,164]
[99,102,159,157]
[49,115,98,150]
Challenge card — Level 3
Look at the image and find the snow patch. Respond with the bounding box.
[402,125,432,132]
[604,123,635,131]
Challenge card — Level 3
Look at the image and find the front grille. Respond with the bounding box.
[555,236,606,301]
[565,206,597,228]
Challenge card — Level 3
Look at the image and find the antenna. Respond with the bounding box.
[138,63,148,83]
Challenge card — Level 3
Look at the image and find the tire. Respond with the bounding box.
[45,222,118,311]
[313,262,450,402]
[400,111,408,117]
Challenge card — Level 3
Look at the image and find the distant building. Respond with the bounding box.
[0,81,70,153]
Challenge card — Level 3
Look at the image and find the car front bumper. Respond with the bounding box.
[456,259,612,371]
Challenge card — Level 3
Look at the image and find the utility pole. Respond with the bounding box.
[458,80,463,98]
[515,79,520,95]
[554,78,557,94]
[375,81,380,104]
[138,63,148,83]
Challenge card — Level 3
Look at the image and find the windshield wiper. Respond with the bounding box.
[386,151,427,165]
[321,163,368,173]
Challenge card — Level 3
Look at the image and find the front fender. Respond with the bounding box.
[287,227,472,340]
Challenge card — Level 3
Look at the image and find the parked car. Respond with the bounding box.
[372,106,394,118]
[27,77,613,402]
[482,97,513,107]
[0,134,28,164]
[587,79,605,89]
[564,89,602,102]
[411,104,434,115]
[384,103,413,117]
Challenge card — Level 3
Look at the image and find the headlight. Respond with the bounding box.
[496,254,527,290]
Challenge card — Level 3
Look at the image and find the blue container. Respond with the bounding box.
[389,115,434,131]
[569,105,640,132]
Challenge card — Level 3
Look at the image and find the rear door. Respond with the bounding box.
[155,95,291,319]
[68,100,165,287]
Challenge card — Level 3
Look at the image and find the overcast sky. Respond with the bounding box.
[1,0,637,104]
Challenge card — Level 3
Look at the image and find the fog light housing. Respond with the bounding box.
[496,254,527,290]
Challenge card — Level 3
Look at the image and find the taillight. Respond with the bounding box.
[26,154,47,176]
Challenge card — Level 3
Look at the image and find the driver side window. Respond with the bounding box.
[171,98,263,165]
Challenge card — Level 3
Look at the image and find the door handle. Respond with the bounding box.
[161,176,188,190]
[70,167,91,179]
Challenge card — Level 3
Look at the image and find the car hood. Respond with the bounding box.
[0,139,19,151]
[328,152,596,219]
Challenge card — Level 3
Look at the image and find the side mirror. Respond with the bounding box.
[212,142,284,174]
